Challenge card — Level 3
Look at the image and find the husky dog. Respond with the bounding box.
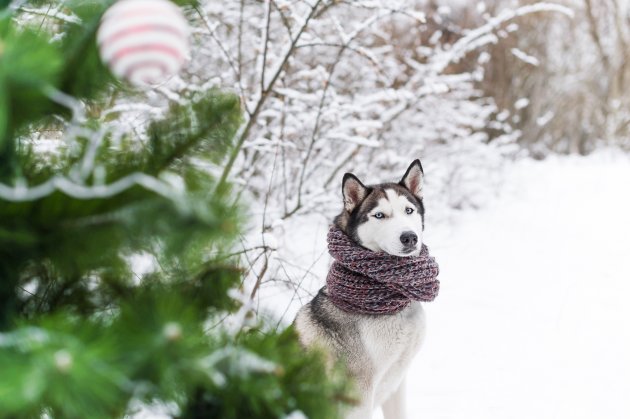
[294,160,427,419]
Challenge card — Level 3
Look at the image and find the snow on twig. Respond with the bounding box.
[430,3,573,73]
[511,48,540,66]
[19,6,81,24]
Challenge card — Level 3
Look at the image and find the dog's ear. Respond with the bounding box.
[342,173,369,212]
[399,159,424,200]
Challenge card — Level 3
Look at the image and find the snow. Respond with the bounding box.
[401,150,630,418]
[430,3,572,72]
[195,346,279,390]
[537,111,555,127]
[511,48,540,66]
[260,151,630,419]
[0,173,177,202]
[18,6,81,24]
[283,411,308,419]
[514,97,530,109]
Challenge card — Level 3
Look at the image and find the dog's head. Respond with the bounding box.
[334,160,425,257]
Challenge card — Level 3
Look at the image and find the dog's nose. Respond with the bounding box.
[400,231,418,247]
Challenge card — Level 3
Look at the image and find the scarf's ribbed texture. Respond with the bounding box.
[326,226,440,315]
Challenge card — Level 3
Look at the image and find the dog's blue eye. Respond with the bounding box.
[406,207,414,214]
[374,212,384,219]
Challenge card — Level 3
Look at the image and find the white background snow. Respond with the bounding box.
[259,150,630,419]
[404,150,630,419]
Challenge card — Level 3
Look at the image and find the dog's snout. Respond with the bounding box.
[400,231,418,247]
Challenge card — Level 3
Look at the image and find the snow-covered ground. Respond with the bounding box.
[260,150,630,419]
[404,151,630,419]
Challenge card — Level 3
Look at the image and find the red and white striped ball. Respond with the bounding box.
[97,0,190,87]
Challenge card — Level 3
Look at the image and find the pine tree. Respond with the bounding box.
[0,1,348,417]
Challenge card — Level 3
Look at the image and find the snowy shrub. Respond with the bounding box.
[18,0,574,318]
[164,0,572,316]
[470,0,630,155]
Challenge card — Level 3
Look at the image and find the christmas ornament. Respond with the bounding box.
[96,0,190,87]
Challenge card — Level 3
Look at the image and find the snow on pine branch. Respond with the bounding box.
[18,6,81,25]
[0,173,180,202]
[198,346,279,386]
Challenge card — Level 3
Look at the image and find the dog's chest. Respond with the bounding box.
[358,302,426,388]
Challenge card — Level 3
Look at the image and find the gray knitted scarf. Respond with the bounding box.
[326,226,440,315]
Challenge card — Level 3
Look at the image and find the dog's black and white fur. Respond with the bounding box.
[294,160,427,419]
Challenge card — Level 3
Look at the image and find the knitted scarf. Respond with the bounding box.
[326,226,440,315]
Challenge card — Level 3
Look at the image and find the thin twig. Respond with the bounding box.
[584,0,611,71]
[215,0,332,193]
[288,9,395,217]
[260,0,273,92]
[194,4,249,114]
[274,248,326,330]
